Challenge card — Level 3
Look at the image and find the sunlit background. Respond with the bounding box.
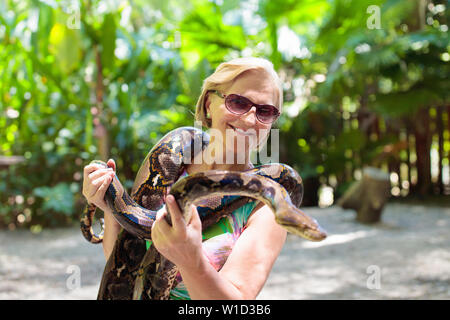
[1,0,449,230]
[0,0,449,301]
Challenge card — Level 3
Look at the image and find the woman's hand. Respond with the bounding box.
[151,194,204,270]
[82,159,116,212]
[83,159,121,259]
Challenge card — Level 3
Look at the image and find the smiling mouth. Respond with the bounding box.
[227,124,255,136]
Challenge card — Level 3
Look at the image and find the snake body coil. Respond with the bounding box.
[80,126,326,300]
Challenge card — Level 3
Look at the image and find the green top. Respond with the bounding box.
[145,169,259,300]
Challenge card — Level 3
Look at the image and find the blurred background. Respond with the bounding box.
[0,0,449,299]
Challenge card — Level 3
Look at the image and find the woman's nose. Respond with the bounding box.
[241,106,257,125]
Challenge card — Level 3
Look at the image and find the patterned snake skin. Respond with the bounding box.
[80,126,327,299]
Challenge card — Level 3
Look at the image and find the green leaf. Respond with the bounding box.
[85,107,93,151]
[373,87,446,116]
[48,23,82,74]
[33,183,75,215]
[335,129,366,151]
[32,3,53,60]
[101,13,116,72]
[179,3,247,69]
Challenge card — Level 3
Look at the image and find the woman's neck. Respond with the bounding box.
[186,140,254,175]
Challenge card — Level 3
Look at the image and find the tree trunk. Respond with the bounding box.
[385,119,402,193]
[302,176,321,207]
[436,106,444,194]
[413,107,432,195]
[405,120,412,193]
[337,167,391,224]
[336,106,345,186]
[447,105,450,193]
[94,45,109,161]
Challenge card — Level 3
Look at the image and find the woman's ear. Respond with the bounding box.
[205,93,211,118]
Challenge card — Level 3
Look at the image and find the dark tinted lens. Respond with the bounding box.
[226,94,279,123]
[256,105,279,123]
[226,94,252,114]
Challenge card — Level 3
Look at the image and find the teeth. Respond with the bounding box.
[229,125,254,136]
[236,128,250,135]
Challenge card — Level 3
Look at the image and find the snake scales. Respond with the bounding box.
[80,126,327,299]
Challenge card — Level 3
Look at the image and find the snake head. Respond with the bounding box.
[275,206,327,242]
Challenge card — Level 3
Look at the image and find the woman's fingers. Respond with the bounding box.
[106,159,116,172]
[153,206,171,234]
[189,204,202,229]
[88,169,114,191]
[155,206,167,221]
[86,174,110,199]
[91,170,114,185]
[82,161,117,212]
[83,163,100,175]
[89,168,114,181]
[153,195,187,238]
[83,165,98,197]
[83,166,114,200]
[166,195,186,232]
[96,174,112,198]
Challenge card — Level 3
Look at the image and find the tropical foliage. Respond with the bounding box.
[0,0,449,229]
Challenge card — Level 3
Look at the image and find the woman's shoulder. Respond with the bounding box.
[248,200,265,219]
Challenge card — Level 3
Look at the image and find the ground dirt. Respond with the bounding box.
[0,203,449,300]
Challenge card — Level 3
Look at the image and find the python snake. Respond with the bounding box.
[80,126,327,300]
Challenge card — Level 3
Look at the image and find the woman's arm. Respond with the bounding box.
[102,208,121,260]
[82,159,120,260]
[217,204,287,299]
[152,196,286,300]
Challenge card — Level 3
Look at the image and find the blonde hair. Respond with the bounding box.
[194,57,283,128]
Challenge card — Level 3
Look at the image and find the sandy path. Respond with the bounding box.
[0,203,449,300]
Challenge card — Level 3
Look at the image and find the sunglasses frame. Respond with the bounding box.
[210,90,280,124]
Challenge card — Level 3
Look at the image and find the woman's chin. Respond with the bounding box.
[223,141,257,162]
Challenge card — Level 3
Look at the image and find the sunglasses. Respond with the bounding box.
[210,90,280,124]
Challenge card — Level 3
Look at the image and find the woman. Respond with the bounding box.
[83,57,286,299]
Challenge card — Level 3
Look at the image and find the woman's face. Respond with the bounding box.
[205,69,280,158]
